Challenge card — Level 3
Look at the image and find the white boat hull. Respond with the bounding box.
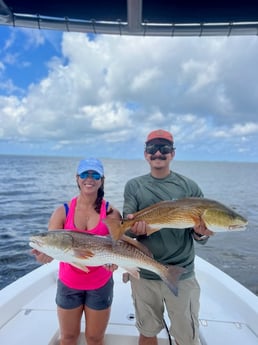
[0,257,258,345]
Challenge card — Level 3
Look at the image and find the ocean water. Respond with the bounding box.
[0,155,257,295]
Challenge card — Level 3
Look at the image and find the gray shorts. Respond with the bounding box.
[130,275,201,345]
[56,277,114,310]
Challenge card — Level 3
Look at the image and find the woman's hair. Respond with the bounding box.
[94,180,104,213]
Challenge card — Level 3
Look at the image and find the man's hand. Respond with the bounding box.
[193,220,214,240]
[127,214,149,236]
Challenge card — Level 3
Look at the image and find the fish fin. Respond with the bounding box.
[122,267,140,279]
[73,249,95,259]
[70,263,90,273]
[166,207,198,229]
[120,235,153,257]
[103,218,127,241]
[162,265,186,296]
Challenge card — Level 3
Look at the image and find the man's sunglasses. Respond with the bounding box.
[145,144,174,155]
[78,171,102,180]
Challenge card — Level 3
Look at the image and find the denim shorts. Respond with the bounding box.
[56,277,114,310]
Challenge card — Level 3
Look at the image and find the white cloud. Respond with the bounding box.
[131,68,162,91]
[81,102,132,131]
[20,28,46,49]
[231,123,258,136]
[0,31,258,161]
[213,122,258,139]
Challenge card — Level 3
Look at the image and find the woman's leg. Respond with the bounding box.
[57,305,83,345]
[84,306,111,345]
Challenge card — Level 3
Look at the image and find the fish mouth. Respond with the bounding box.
[29,237,43,249]
[228,224,247,230]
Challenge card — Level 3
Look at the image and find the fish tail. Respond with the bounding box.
[161,265,186,296]
[103,218,126,241]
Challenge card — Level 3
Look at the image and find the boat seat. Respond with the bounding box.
[199,319,258,345]
[0,309,59,345]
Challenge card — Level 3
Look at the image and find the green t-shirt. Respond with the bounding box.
[123,171,205,280]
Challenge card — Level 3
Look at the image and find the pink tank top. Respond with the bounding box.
[58,197,112,290]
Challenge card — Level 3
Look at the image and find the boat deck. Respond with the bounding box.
[0,264,170,345]
[0,257,258,345]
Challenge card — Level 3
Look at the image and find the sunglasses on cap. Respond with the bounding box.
[78,171,102,180]
[145,144,174,155]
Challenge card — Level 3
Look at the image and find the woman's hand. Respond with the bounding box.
[31,249,53,264]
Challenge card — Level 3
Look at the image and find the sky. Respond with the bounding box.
[0,26,258,162]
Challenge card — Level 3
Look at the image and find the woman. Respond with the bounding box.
[32,157,121,345]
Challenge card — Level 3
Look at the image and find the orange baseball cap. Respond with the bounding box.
[146,129,173,143]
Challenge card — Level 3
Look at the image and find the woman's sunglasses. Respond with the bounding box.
[79,171,102,180]
[145,144,174,155]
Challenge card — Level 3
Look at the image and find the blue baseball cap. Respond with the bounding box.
[77,158,104,177]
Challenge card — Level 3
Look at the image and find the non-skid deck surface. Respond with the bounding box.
[1,263,257,345]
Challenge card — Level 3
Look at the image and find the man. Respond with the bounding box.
[123,129,213,345]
